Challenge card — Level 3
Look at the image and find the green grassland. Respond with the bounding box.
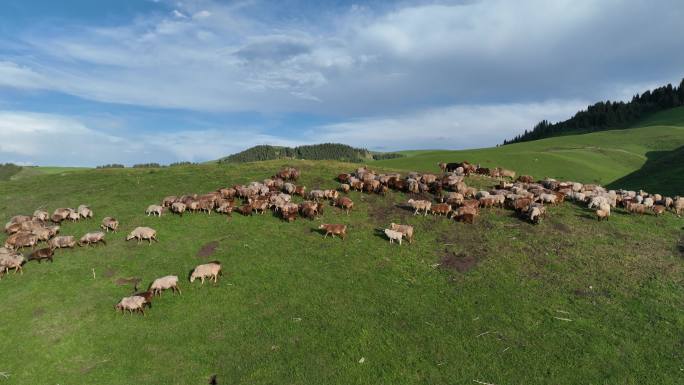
[0,160,682,385]
[375,108,684,195]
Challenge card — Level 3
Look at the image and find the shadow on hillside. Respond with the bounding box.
[607,145,684,196]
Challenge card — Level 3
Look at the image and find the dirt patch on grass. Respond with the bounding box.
[103,268,116,278]
[367,195,409,224]
[33,307,45,318]
[197,241,219,259]
[439,251,479,273]
[115,277,141,287]
[550,220,572,234]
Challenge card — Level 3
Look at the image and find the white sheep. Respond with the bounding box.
[77,205,93,219]
[146,205,164,216]
[642,197,654,208]
[126,227,158,245]
[539,193,557,205]
[190,261,222,284]
[115,295,147,315]
[407,199,431,216]
[150,275,181,296]
[384,229,404,245]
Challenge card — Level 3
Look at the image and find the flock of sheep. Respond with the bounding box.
[1,163,682,315]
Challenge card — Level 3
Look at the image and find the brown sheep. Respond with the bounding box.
[596,209,610,221]
[162,196,178,207]
[319,224,347,239]
[28,247,54,263]
[236,204,253,216]
[651,205,666,216]
[430,203,452,216]
[100,217,119,232]
[334,197,354,215]
[4,233,38,250]
[627,202,646,215]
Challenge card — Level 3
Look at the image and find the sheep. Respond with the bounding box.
[452,206,478,224]
[308,190,325,201]
[49,235,76,249]
[539,193,558,205]
[626,203,646,215]
[100,217,119,232]
[126,227,158,245]
[651,205,666,216]
[77,205,93,219]
[216,202,234,216]
[407,199,431,216]
[67,210,81,222]
[430,203,452,216]
[334,197,354,215]
[150,275,181,296]
[673,197,684,216]
[294,186,307,197]
[171,202,187,216]
[28,247,54,263]
[146,205,163,217]
[596,209,610,221]
[33,210,49,222]
[31,227,53,242]
[4,233,38,250]
[339,183,351,193]
[190,261,222,284]
[438,162,447,173]
[642,197,654,208]
[390,223,414,244]
[115,295,147,316]
[476,191,490,199]
[78,232,106,247]
[0,249,25,276]
[384,229,404,245]
[161,196,177,207]
[318,224,347,239]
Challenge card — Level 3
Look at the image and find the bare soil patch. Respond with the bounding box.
[115,277,141,287]
[440,251,479,273]
[197,241,219,259]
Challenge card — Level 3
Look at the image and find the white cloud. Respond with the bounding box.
[1,0,681,115]
[310,100,587,151]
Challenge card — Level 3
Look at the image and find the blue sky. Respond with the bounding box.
[1,0,683,166]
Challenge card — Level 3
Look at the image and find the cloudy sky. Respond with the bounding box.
[1,0,683,166]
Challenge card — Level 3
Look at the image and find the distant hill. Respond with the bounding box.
[0,163,22,181]
[219,143,403,163]
[505,78,684,144]
[376,107,684,195]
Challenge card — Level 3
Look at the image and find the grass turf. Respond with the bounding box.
[0,160,682,385]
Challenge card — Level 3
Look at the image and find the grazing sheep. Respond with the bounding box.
[4,233,38,250]
[115,295,147,315]
[67,210,81,222]
[190,261,222,284]
[150,275,181,296]
[430,203,452,216]
[539,193,558,205]
[100,217,119,232]
[334,197,354,215]
[627,203,646,215]
[49,235,76,249]
[339,183,351,193]
[384,229,404,245]
[596,209,610,221]
[171,202,187,216]
[78,232,106,247]
[236,204,253,216]
[31,227,53,242]
[324,189,340,200]
[309,190,325,201]
[651,205,666,216]
[642,197,654,208]
[216,202,234,216]
[673,197,684,216]
[526,205,545,224]
[407,199,431,216]
[390,223,414,244]
[452,206,478,224]
[0,249,26,276]
[33,210,49,222]
[162,196,178,207]
[319,224,347,239]
[28,247,54,263]
[146,205,163,217]
[77,205,93,219]
[126,227,158,245]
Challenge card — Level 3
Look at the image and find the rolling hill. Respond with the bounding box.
[375,107,684,195]
[0,159,682,385]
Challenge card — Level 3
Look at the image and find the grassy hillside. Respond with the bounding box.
[0,160,682,385]
[375,107,684,195]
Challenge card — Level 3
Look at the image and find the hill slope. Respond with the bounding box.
[0,160,682,385]
[376,107,684,195]
[219,143,377,163]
